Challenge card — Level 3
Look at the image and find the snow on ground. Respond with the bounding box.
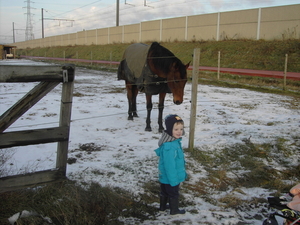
[1,59,299,224]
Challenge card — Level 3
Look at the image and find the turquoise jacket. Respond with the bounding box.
[154,138,187,187]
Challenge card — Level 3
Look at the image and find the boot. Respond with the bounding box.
[169,197,185,215]
[159,195,169,211]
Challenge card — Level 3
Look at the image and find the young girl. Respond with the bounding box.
[154,114,187,215]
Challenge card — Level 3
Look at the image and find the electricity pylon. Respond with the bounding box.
[24,0,35,41]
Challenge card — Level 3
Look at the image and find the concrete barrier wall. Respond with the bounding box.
[260,5,300,40]
[188,13,218,40]
[162,17,186,42]
[141,20,161,42]
[124,24,140,43]
[219,9,259,40]
[96,28,108,45]
[14,4,300,48]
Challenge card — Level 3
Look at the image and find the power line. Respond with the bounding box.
[42,8,75,38]
[39,1,103,38]
[36,1,169,34]
[50,0,103,18]
[33,1,175,37]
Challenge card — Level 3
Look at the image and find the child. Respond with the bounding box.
[154,114,187,215]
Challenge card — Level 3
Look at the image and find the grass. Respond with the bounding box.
[185,137,300,198]
[195,71,300,97]
[0,181,157,225]
[17,40,300,72]
[203,68,299,85]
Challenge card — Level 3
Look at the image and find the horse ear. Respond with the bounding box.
[185,61,191,69]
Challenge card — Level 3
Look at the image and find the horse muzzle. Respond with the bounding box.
[174,100,182,105]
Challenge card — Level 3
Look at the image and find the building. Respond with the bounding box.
[0,44,16,59]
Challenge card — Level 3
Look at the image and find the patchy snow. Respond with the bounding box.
[1,59,299,224]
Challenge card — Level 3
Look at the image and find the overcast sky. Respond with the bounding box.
[0,0,299,44]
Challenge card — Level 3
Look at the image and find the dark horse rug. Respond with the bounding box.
[117,42,171,95]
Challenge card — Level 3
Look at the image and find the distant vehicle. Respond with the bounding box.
[6,53,14,59]
[0,44,16,59]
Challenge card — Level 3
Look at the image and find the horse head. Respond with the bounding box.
[167,61,190,105]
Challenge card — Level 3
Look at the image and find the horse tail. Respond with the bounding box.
[117,60,126,80]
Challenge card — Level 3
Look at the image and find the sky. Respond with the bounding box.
[0,0,299,44]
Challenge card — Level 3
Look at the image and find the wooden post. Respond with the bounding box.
[110,52,112,68]
[63,50,65,62]
[283,54,288,91]
[217,51,221,80]
[188,48,200,151]
[91,51,93,65]
[56,66,75,175]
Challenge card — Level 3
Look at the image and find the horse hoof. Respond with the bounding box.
[133,114,138,118]
[145,127,152,132]
[128,116,134,120]
[158,128,164,133]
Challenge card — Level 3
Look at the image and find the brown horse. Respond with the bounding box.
[118,42,189,132]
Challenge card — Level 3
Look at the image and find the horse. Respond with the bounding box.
[117,42,189,132]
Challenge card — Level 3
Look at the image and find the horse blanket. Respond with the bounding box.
[118,43,171,95]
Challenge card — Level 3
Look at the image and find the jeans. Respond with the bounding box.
[160,183,180,198]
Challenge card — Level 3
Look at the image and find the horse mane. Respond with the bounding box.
[148,42,186,78]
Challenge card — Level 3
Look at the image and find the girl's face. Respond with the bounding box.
[172,123,184,139]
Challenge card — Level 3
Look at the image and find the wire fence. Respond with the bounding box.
[3,95,267,131]
[3,51,299,131]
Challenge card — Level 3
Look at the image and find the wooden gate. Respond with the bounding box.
[0,63,75,193]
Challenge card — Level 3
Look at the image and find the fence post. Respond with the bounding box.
[56,65,75,175]
[188,48,200,151]
[110,52,112,68]
[217,51,221,80]
[91,51,93,65]
[283,54,288,91]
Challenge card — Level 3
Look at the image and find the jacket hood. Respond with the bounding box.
[158,131,176,146]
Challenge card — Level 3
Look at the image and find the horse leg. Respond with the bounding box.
[145,94,153,131]
[126,81,138,120]
[132,85,138,118]
[158,92,166,133]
